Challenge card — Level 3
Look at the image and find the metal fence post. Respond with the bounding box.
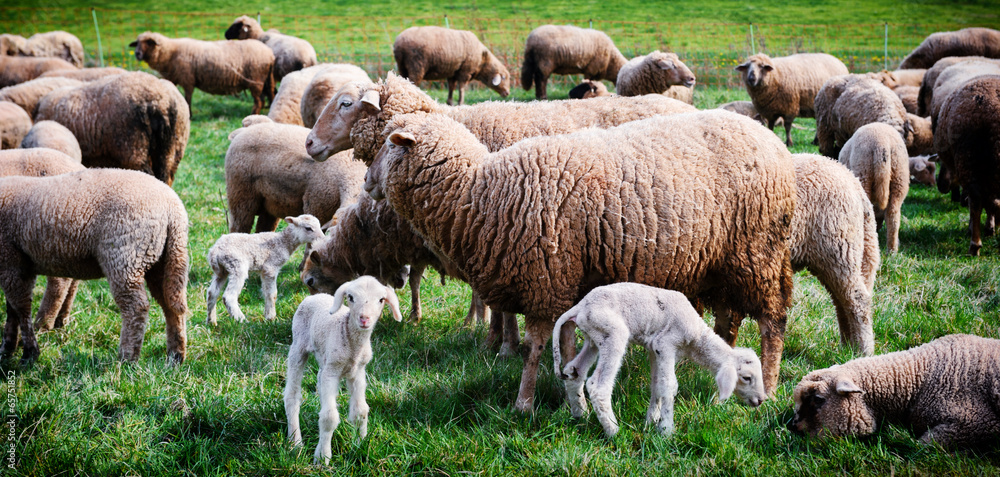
[91,7,104,67]
[884,22,889,70]
[749,23,755,55]
[445,15,449,29]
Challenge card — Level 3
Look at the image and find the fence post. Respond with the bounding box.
[445,15,449,29]
[257,11,261,26]
[589,19,593,29]
[749,23,755,55]
[91,7,104,67]
[884,22,888,70]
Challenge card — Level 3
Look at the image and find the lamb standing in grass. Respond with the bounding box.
[552,283,767,437]
[284,276,402,464]
[206,214,324,324]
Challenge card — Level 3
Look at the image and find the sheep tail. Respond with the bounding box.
[142,102,178,184]
[552,304,580,379]
[860,197,880,291]
[871,145,892,212]
[161,213,191,322]
[520,49,537,91]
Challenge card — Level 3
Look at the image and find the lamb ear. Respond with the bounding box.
[835,377,863,395]
[284,216,296,225]
[384,287,402,321]
[735,61,750,71]
[716,365,738,402]
[329,282,352,314]
[360,89,380,111]
[761,64,774,71]
[492,74,502,86]
[389,131,416,148]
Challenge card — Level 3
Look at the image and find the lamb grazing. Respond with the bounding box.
[815,75,912,159]
[306,72,696,165]
[35,71,190,185]
[735,53,849,146]
[899,27,1000,69]
[894,85,919,114]
[0,31,84,67]
[916,56,987,116]
[906,113,934,156]
[19,120,82,162]
[0,77,83,118]
[926,59,1000,127]
[299,64,372,128]
[521,25,628,100]
[790,334,1000,448]
[284,276,402,464]
[130,31,275,116]
[552,283,767,437]
[616,51,696,97]
[568,79,609,99]
[225,115,366,233]
[393,26,510,106]
[206,214,324,324]
[0,55,77,88]
[838,123,910,254]
[224,15,317,81]
[0,168,189,364]
[933,75,1000,256]
[0,101,31,149]
[909,155,937,187]
[38,66,128,82]
[365,110,796,410]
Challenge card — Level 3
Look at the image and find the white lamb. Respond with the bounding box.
[206,214,323,324]
[284,276,402,464]
[553,283,767,437]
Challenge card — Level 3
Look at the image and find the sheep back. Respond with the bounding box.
[0,55,78,88]
[927,59,1000,125]
[225,15,316,81]
[0,77,83,118]
[393,26,510,98]
[0,101,31,149]
[520,25,627,99]
[0,148,84,176]
[38,67,128,82]
[19,31,85,67]
[19,120,82,162]
[817,76,911,158]
[268,64,331,125]
[916,56,988,116]
[899,27,1000,69]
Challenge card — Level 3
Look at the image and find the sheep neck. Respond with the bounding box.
[684,328,735,374]
[274,228,306,256]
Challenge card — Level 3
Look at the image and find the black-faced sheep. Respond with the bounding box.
[735,53,849,146]
[19,120,82,162]
[567,79,609,99]
[0,101,31,149]
[790,334,1000,448]
[130,31,275,116]
[0,31,84,68]
[38,66,128,82]
[365,110,796,410]
[521,25,628,100]
[616,51,696,99]
[35,71,190,186]
[299,64,371,128]
[224,15,317,82]
[899,27,1000,69]
[0,168,189,364]
[0,55,77,88]
[0,76,83,118]
[393,26,510,106]
[815,75,912,159]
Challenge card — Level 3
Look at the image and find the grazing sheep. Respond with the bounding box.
[933,75,1000,256]
[899,27,1000,69]
[224,15,317,81]
[225,116,366,233]
[206,214,324,324]
[790,334,1000,448]
[393,26,510,106]
[299,64,372,128]
[19,120,82,162]
[365,110,796,409]
[521,25,628,100]
[616,51,697,97]
[735,53,849,146]
[38,66,127,82]
[130,31,275,116]
[0,31,84,67]
[0,55,77,88]
[916,56,987,116]
[894,85,919,114]
[909,155,937,187]
[906,113,934,156]
[0,77,83,118]
[568,79,609,99]
[284,276,402,464]
[815,76,912,159]
[552,283,767,437]
[0,168,189,364]
[926,59,1000,127]
[0,101,31,149]
[839,123,910,254]
[35,71,190,185]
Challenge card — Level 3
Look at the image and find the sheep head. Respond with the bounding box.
[736,54,775,88]
[225,16,262,40]
[789,368,874,438]
[129,32,164,64]
[476,49,511,98]
[651,51,696,88]
[909,155,937,186]
[0,34,27,55]
[284,214,324,245]
[717,347,767,407]
[329,276,402,330]
[306,81,378,162]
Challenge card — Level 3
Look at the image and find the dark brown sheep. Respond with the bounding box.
[899,28,1000,69]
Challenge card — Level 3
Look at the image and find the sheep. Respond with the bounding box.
[717,100,773,126]
[790,334,1000,448]
[815,75,912,159]
[0,31,84,68]
[206,214,324,324]
[899,27,1000,69]
[38,66,128,82]
[735,53,849,146]
[521,25,628,100]
[224,15,317,81]
[889,68,927,87]
[894,85,919,114]
[838,122,910,254]
[616,51,696,98]
[365,110,797,410]
[568,79,609,99]
[306,72,696,165]
[393,26,510,106]
[552,283,767,437]
[299,64,372,128]
[663,85,695,104]
[0,101,31,150]
[0,55,77,88]
[0,168,189,364]
[0,77,83,118]
[35,71,190,186]
[925,59,1000,127]
[284,276,402,464]
[130,31,275,116]
[909,155,937,187]
[18,120,82,162]
[933,75,1000,256]
[906,113,934,156]
[267,64,326,125]
[268,64,369,126]
[916,56,990,116]
[225,116,367,233]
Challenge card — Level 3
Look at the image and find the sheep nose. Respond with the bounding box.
[786,418,804,435]
[306,138,313,149]
[685,78,696,87]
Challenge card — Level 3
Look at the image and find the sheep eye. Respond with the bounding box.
[347,294,353,302]
[379,297,385,303]
[741,375,752,383]
[340,100,353,108]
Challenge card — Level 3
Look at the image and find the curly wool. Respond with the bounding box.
[19,120,82,162]
[0,101,31,149]
[224,15,317,81]
[926,59,1000,126]
[0,31,84,67]
[816,76,912,158]
[0,55,77,88]
[0,77,82,118]
[520,25,628,100]
[615,51,696,97]
[899,27,1000,69]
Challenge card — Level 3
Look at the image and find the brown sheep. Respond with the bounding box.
[895,85,920,114]
[615,51,697,97]
[19,120,82,162]
[521,25,628,100]
[224,15,317,81]
[38,66,128,82]
[0,77,83,118]
[0,31,84,67]
[299,64,372,128]
[899,27,1000,69]
[926,59,1000,128]
[916,56,988,116]
[0,55,77,88]
[815,75,912,159]
[0,101,31,150]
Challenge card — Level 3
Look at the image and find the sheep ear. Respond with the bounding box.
[656,58,675,70]
[835,377,863,395]
[330,282,352,314]
[735,61,750,71]
[128,40,138,48]
[927,153,938,162]
[492,74,502,86]
[384,287,403,322]
[716,365,738,402]
[284,216,296,225]
[360,89,380,111]
[761,64,774,72]
[309,250,322,266]
[389,131,415,148]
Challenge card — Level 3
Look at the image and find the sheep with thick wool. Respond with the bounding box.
[299,64,371,128]
[393,26,510,106]
[0,77,82,118]
[0,31,84,68]
[0,55,76,88]
[35,71,190,185]
[899,27,1000,69]
[521,25,628,100]
[916,56,992,116]
[224,15,317,81]
[266,64,328,125]
[0,168,189,364]
[19,120,82,162]
[38,66,128,82]
[925,59,1000,127]
[815,75,912,159]
[365,110,796,410]
[0,101,31,150]
[616,51,697,100]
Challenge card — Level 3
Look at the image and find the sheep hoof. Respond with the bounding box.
[19,347,39,366]
[498,343,516,359]
[970,243,982,256]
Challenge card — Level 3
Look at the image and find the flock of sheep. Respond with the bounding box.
[1,17,1000,462]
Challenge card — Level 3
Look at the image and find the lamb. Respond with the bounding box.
[933,75,1000,256]
[615,51,697,98]
[35,71,190,185]
[284,276,402,464]
[224,15,317,81]
[925,59,1000,126]
[18,120,82,161]
[790,334,1000,448]
[306,72,695,165]
[225,116,366,233]
[0,168,189,364]
[899,27,1000,69]
[299,64,372,128]
[365,110,796,410]
[0,31,84,67]
[909,155,937,187]
[552,283,767,437]
[815,75,912,159]
[130,31,275,116]
[906,113,934,156]
[838,123,910,254]
[0,101,31,149]
[521,25,628,100]
[568,79,609,99]
[393,26,511,106]
[38,66,127,82]
[916,56,988,116]
[735,53,849,146]
[0,77,83,118]
[206,214,324,324]
[0,55,77,88]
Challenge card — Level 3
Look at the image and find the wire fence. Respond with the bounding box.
[0,7,970,90]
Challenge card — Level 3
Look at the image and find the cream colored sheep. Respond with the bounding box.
[899,27,1000,69]
[225,15,317,81]
[268,64,365,126]
[38,66,127,82]
[521,25,628,100]
[0,31,84,67]
[0,101,31,149]
[0,55,76,88]
[616,51,696,97]
[0,76,83,118]
[815,75,912,159]
[889,68,927,87]
[19,120,82,162]
[299,64,371,128]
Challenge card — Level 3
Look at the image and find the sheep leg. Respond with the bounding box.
[221,267,249,322]
[446,79,457,106]
[283,343,309,447]
[757,313,788,396]
[255,212,280,233]
[648,347,678,435]
[182,86,194,119]
[261,269,278,321]
[346,368,370,440]
[146,264,187,364]
[52,280,79,329]
[712,306,745,347]
[487,307,503,351]
[407,265,424,323]
[586,326,628,437]
[783,116,794,147]
[562,336,598,418]
[465,291,488,328]
[969,198,983,256]
[500,312,520,358]
[885,197,902,254]
[919,422,964,448]
[0,273,37,363]
[109,278,151,362]
[822,272,874,356]
[314,366,342,465]
[534,71,548,100]
[514,318,554,413]
[205,269,227,326]
[456,79,466,106]
[34,277,76,332]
